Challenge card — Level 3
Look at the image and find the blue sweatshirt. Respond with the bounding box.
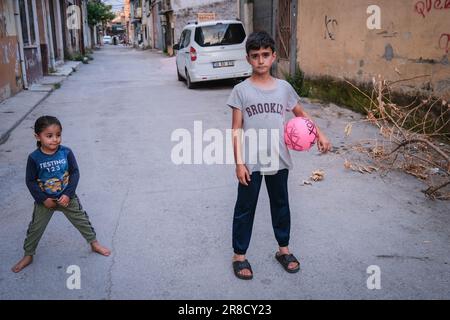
[26,145,79,203]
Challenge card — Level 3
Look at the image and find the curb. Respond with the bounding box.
[0,61,84,145]
[0,91,52,145]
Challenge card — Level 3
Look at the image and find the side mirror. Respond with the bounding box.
[173,43,179,50]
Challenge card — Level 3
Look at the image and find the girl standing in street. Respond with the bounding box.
[12,116,110,273]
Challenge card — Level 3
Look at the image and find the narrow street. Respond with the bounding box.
[0,45,449,299]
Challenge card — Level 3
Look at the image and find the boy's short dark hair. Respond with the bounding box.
[245,31,276,55]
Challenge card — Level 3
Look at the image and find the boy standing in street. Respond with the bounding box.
[227,31,331,280]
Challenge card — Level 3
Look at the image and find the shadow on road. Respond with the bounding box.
[181,78,245,91]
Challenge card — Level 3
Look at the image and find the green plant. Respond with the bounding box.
[284,65,310,97]
[87,2,115,26]
[308,76,372,114]
[72,53,85,62]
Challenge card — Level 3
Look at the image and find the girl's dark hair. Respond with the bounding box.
[245,31,276,55]
[34,116,62,147]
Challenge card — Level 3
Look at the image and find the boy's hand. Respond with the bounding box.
[236,164,251,186]
[57,195,70,207]
[43,198,57,209]
[317,134,332,153]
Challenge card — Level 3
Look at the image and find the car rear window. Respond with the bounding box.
[194,23,246,47]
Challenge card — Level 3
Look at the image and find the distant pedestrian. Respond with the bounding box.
[11,116,110,273]
[227,31,332,280]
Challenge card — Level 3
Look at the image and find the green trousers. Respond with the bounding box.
[23,195,97,256]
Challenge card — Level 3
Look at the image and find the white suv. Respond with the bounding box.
[174,20,252,89]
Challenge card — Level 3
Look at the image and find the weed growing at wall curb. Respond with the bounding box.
[284,65,310,98]
[290,72,449,138]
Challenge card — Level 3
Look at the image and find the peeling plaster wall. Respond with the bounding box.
[173,0,238,43]
[297,0,450,98]
[23,46,42,85]
[0,0,23,103]
[171,0,227,10]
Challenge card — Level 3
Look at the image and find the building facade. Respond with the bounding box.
[127,0,239,55]
[0,0,91,103]
[239,0,449,99]
[296,0,450,99]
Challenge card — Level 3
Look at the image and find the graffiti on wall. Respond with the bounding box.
[413,1,450,56]
[0,37,22,101]
[439,33,450,53]
[24,48,42,84]
[324,15,338,40]
[1,40,16,64]
[415,0,450,18]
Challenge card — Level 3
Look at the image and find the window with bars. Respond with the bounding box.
[277,0,291,60]
[19,0,37,46]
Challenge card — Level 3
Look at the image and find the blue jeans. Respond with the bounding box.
[232,169,291,255]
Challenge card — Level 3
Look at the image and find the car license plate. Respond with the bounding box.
[213,60,234,68]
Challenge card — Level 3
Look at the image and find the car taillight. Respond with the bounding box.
[190,46,197,61]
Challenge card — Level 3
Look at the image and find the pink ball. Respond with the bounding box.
[284,117,318,151]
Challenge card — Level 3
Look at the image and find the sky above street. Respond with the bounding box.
[103,0,124,12]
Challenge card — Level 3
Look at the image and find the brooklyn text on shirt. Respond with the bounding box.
[245,103,285,118]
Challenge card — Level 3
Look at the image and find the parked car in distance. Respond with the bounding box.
[174,20,252,89]
[103,35,112,45]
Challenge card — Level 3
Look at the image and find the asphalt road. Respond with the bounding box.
[0,45,449,299]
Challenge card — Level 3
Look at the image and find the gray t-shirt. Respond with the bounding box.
[227,78,300,173]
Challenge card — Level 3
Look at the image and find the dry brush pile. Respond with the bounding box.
[341,75,450,200]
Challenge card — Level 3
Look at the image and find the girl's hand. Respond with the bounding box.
[236,164,251,186]
[317,134,332,153]
[43,198,57,209]
[57,195,70,207]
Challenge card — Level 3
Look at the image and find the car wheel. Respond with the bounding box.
[177,67,183,81]
[186,69,195,89]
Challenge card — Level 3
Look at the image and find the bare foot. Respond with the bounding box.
[91,241,111,256]
[11,255,33,273]
[278,247,299,271]
[233,254,252,278]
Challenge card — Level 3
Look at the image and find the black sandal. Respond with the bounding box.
[275,253,300,273]
[232,259,253,280]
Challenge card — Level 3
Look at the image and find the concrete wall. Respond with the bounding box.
[142,0,152,48]
[171,0,227,10]
[238,0,253,35]
[82,1,91,50]
[297,0,450,98]
[253,0,272,35]
[61,0,82,56]
[0,0,23,102]
[173,0,238,43]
